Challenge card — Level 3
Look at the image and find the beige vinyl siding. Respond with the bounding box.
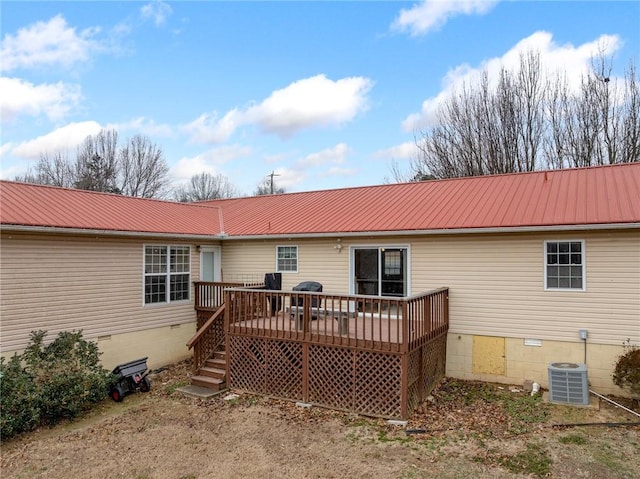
[221,239,350,292]
[409,230,639,345]
[0,232,205,352]
[220,230,639,346]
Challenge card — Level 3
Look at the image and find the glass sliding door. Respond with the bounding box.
[355,248,379,296]
[353,247,407,297]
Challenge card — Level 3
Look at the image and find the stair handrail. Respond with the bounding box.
[187,303,226,350]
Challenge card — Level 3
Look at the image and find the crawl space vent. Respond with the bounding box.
[547,362,589,405]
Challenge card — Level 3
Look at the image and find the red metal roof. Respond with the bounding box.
[0,182,223,236]
[210,163,640,236]
[2,163,639,237]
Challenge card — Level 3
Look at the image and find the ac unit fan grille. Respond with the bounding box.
[548,363,589,405]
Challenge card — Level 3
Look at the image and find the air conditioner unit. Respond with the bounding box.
[548,362,589,405]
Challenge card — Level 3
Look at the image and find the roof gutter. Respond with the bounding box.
[215,222,640,241]
[0,224,221,242]
[2,222,638,241]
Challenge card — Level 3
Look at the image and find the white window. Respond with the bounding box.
[544,240,585,290]
[144,245,191,304]
[276,245,298,273]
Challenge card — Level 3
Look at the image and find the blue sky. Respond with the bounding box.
[1,1,639,196]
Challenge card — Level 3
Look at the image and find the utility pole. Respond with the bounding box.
[268,170,280,194]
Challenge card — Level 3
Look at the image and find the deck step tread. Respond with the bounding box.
[206,359,226,368]
[190,375,226,391]
[198,366,226,379]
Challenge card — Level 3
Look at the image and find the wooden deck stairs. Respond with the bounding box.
[190,347,227,391]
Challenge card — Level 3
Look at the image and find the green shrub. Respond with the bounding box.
[0,355,41,438]
[612,339,640,398]
[0,330,112,439]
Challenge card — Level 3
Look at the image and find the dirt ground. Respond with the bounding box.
[2,360,639,479]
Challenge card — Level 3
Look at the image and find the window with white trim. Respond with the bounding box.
[144,245,190,304]
[276,245,298,272]
[545,240,584,290]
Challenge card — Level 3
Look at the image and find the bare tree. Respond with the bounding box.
[410,51,639,180]
[14,129,171,198]
[15,152,75,187]
[384,158,434,183]
[119,135,170,198]
[174,172,237,202]
[545,56,640,168]
[75,130,119,192]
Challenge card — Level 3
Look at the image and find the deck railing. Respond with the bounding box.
[186,305,226,372]
[189,281,264,371]
[194,281,263,313]
[224,287,449,352]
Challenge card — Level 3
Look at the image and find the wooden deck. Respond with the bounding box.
[233,311,421,344]
[189,283,449,419]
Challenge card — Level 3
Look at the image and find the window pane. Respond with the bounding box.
[145,276,166,303]
[144,245,190,304]
[384,251,401,276]
[170,246,190,273]
[546,241,584,290]
[277,246,298,272]
[170,273,190,301]
[145,246,167,274]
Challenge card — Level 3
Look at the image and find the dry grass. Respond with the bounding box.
[2,360,639,479]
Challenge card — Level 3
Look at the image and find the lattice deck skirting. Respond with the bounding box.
[228,333,447,419]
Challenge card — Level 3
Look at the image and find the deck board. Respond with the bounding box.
[229,311,415,344]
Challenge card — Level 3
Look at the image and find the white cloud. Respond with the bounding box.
[171,144,253,181]
[108,117,174,138]
[141,1,173,27]
[182,110,242,144]
[263,152,291,165]
[270,167,306,190]
[325,166,357,177]
[183,74,373,144]
[295,143,350,168]
[0,77,82,123]
[1,15,103,72]
[10,121,102,160]
[0,162,27,180]
[372,142,419,160]
[0,142,15,158]
[403,31,622,131]
[248,75,373,137]
[392,0,499,36]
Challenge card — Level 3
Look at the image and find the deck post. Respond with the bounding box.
[302,342,309,402]
[400,351,408,419]
[224,290,231,384]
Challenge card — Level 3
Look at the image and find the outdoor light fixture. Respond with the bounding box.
[334,239,343,252]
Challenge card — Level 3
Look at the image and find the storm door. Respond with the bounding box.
[200,246,221,282]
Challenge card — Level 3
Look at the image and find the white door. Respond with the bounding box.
[200,247,222,282]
